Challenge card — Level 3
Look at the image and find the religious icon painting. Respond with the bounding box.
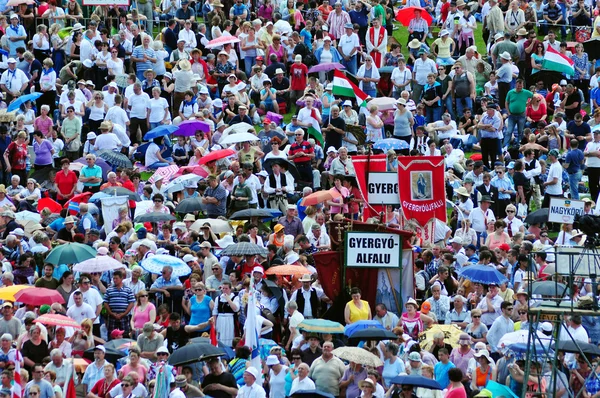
[411,171,433,201]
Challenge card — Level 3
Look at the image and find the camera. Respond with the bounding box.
[344,194,355,203]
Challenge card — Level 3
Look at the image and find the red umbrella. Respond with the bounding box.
[396,7,432,26]
[301,189,342,206]
[205,35,241,49]
[34,314,81,329]
[14,287,65,306]
[37,198,62,214]
[63,192,92,209]
[197,148,236,166]
[176,165,209,178]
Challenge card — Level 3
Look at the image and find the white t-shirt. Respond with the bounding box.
[128,92,151,119]
[149,97,169,123]
[94,133,122,151]
[546,161,563,195]
[105,106,129,129]
[66,302,96,324]
[338,33,360,57]
[391,67,412,92]
[107,58,124,76]
[67,288,104,324]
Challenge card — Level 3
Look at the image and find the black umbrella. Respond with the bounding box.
[557,340,600,356]
[531,281,568,297]
[263,279,284,316]
[104,338,136,351]
[134,212,176,223]
[96,149,133,168]
[291,391,335,398]
[101,187,141,201]
[31,167,58,184]
[388,375,443,390]
[348,328,398,344]
[175,198,204,213]
[83,346,126,363]
[524,208,549,225]
[221,242,268,257]
[230,209,278,220]
[584,38,600,61]
[263,158,300,180]
[168,343,225,366]
[189,337,235,359]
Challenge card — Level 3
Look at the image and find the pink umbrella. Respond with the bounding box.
[7,0,35,6]
[197,148,236,165]
[206,36,241,49]
[35,314,81,329]
[175,165,210,178]
[148,165,179,184]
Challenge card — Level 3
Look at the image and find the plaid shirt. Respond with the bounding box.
[408,17,429,34]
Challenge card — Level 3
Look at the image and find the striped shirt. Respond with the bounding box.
[132,45,156,74]
[408,17,429,35]
[103,285,135,314]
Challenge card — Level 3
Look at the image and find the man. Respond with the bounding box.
[149,265,184,303]
[445,295,471,329]
[205,264,230,296]
[77,203,98,235]
[126,83,150,146]
[170,38,191,63]
[285,300,304,351]
[323,106,346,150]
[309,341,346,396]
[302,334,323,366]
[137,322,165,361]
[25,364,54,398]
[66,290,96,324]
[289,274,330,320]
[229,105,252,126]
[366,18,387,68]
[413,50,437,102]
[43,349,72,387]
[451,62,475,119]
[564,139,585,200]
[34,264,59,289]
[201,356,238,398]
[476,283,504,327]
[178,20,196,52]
[174,374,202,398]
[491,167,514,218]
[544,0,565,39]
[237,367,266,398]
[200,241,219,283]
[82,346,109,394]
[202,175,227,217]
[486,301,515,360]
[288,126,315,188]
[272,69,291,110]
[0,58,27,103]
[338,24,359,75]
[456,46,479,75]
[0,303,19,340]
[585,131,600,203]
[67,275,104,336]
[374,303,399,330]
[161,312,208,353]
[264,163,294,214]
[327,1,351,40]
[308,224,331,250]
[485,1,504,43]
[543,149,563,209]
[103,270,135,338]
[79,154,103,194]
[561,84,582,121]
[290,363,315,395]
[505,79,533,145]
[426,285,450,323]
[278,205,303,237]
[425,112,458,144]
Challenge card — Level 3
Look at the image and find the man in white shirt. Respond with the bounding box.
[178,20,196,52]
[67,275,103,334]
[0,58,28,102]
[103,82,118,107]
[94,122,122,152]
[285,300,304,351]
[289,275,329,319]
[127,83,150,145]
[425,113,458,143]
[79,30,96,62]
[263,162,293,214]
[289,363,315,395]
[475,283,504,327]
[542,149,563,208]
[237,367,266,398]
[338,23,360,75]
[105,96,130,130]
[468,195,496,242]
[66,291,96,323]
[584,130,600,206]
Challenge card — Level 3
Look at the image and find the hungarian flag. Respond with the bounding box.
[542,46,575,75]
[306,108,323,145]
[332,70,369,107]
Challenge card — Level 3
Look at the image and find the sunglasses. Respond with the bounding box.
[154,200,163,203]
[121,384,131,387]
[292,356,301,359]
[139,295,148,298]
[158,353,169,356]
[507,210,515,213]
[472,315,481,318]
[519,311,527,315]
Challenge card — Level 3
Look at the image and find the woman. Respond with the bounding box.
[258,0,274,19]
[469,349,496,391]
[27,385,42,398]
[432,31,455,66]
[60,106,82,161]
[118,347,148,383]
[366,105,384,143]
[145,137,174,170]
[571,43,590,102]
[401,298,432,340]
[86,92,108,134]
[107,46,124,77]
[70,30,82,60]
[42,0,65,27]
[184,282,214,333]
[212,281,240,346]
[32,131,55,171]
[34,106,54,138]
[284,349,303,396]
[357,56,381,98]
[229,345,251,386]
[465,309,488,343]
[266,35,286,66]
[382,342,405,389]
[531,43,545,80]
[37,58,57,114]
[314,37,341,82]
[526,94,547,128]
[229,172,253,215]
[325,174,349,215]
[130,290,156,338]
[89,363,119,398]
[49,327,72,358]
[148,87,170,130]
[4,131,29,184]
[238,141,264,167]
[22,325,49,373]
[473,62,489,97]
[393,98,414,143]
[153,41,169,80]
[114,376,136,398]
[385,44,403,67]
[344,287,372,324]
[49,23,67,72]
[485,220,511,250]
[267,354,289,398]
[330,147,355,177]
[43,370,62,398]
[241,27,261,78]
[56,271,75,304]
[70,319,93,357]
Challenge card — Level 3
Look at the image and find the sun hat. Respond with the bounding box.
[455,187,469,197]
[244,367,260,380]
[342,100,352,107]
[359,379,375,389]
[408,39,421,49]
[299,274,312,282]
[405,298,418,308]
[500,51,511,61]
[266,355,279,366]
[87,132,97,140]
[408,352,421,362]
[458,333,472,345]
[474,349,493,363]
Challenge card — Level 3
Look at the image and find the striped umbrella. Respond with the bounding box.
[34,314,81,329]
[297,319,345,334]
[148,165,180,184]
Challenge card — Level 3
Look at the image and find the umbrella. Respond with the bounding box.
[485,381,519,398]
[229,208,280,220]
[395,7,433,26]
[367,97,397,112]
[220,242,268,257]
[175,198,204,213]
[7,0,35,6]
[297,319,345,334]
[115,74,141,88]
[164,174,203,194]
[344,320,384,337]
[205,35,241,49]
[263,158,300,180]
[189,219,232,234]
[531,281,568,297]
[0,285,32,302]
[141,254,192,277]
[84,347,125,363]
[374,138,410,152]
[46,243,97,266]
[497,330,550,350]
[7,92,43,112]
[30,167,58,184]
[149,165,180,184]
[174,120,211,136]
[34,314,81,329]
[388,375,442,390]
[37,198,62,214]
[503,342,553,362]
[263,279,284,314]
[418,325,463,351]
[379,66,395,74]
[584,38,600,62]
[73,256,126,273]
[174,165,210,179]
[62,192,92,209]
[134,212,176,223]
[301,189,342,206]
[74,157,111,180]
[557,340,600,355]
[89,192,111,203]
[168,343,225,366]
[14,287,65,305]
[96,150,132,168]
[101,187,140,201]
[189,337,235,360]
[104,338,137,351]
[458,265,508,285]
[220,123,255,141]
[16,211,41,223]
[348,328,398,343]
[265,265,311,277]
[219,132,260,146]
[332,347,383,367]
[308,63,345,74]
[144,125,178,141]
[524,208,549,225]
[291,390,335,398]
[197,148,236,165]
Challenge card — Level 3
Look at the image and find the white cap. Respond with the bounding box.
[252,266,264,274]
[560,79,568,85]
[108,82,118,88]
[183,254,196,263]
[7,58,16,64]
[87,132,97,140]
[327,146,338,154]
[245,367,260,379]
[12,228,23,236]
[94,345,106,353]
[448,237,463,245]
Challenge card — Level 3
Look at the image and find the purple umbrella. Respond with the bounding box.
[74,157,111,180]
[308,62,346,74]
[173,120,211,137]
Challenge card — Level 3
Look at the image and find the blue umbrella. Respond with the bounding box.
[503,342,553,362]
[143,125,178,141]
[373,138,410,152]
[388,375,443,390]
[344,320,384,337]
[458,265,508,285]
[89,192,111,202]
[141,254,191,277]
[7,92,42,112]
[485,381,519,398]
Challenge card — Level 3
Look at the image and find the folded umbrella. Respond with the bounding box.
[308,63,345,74]
[101,187,140,201]
[332,347,383,367]
[73,256,126,273]
[174,120,211,136]
[134,212,176,223]
[175,198,204,213]
[141,254,191,277]
[15,287,65,305]
[7,92,43,112]
[34,314,81,329]
[144,125,178,141]
[46,243,97,266]
[388,375,442,390]
[301,189,342,206]
[96,150,133,168]
[297,319,345,334]
[168,343,225,366]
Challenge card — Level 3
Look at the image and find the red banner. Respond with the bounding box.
[353,154,387,221]
[397,156,447,227]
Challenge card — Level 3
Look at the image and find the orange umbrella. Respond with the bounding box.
[301,189,342,206]
[265,265,312,276]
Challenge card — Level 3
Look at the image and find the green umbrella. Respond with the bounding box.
[46,243,97,266]
[298,319,345,334]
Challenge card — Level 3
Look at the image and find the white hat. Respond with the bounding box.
[82,59,93,68]
[342,100,352,107]
[494,32,504,40]
[199,86,209,94]
[87,132,97,140]
[72,23,83,31]
[324,35,332,41]
[252,266,264,274]
[216,234,235,248]
[474,349,493,363]
[500,51,511,61]
[440,29,449,36]
[6,58,16,64]
[322,25,328,31]
[560,79,568,86]
[295,55,302,62]
[94,345,106,353]
[183,254,196,263]
[257,170,269,177]
[326,83,333,90]
[540,322,553,332]
[286,252,300,264]
[448,237,463,245]
[266,355,279,366]
[244,367,260,380]
[9,14,17,19]
[327,146,338,154]
[275,68,284,75]
[108,82,118,88]
[156,346,169,354]
[155,248,169,255]
[12,228,23,236]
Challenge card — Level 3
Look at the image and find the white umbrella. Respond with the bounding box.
[332,347,383,367]
[498,330,550,351]
[16,211,41,223]
[73,256,126,273]
[164,174,203,194]
[220,123,254,141]
[190,219,233,234]
[219,132,260,146]
[367,97,397,111]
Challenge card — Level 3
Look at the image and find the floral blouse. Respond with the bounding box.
[571,52,590,80]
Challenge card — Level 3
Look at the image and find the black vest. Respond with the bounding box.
[268,173,287,192]
[524,159,542,184]
[296,289,320,318]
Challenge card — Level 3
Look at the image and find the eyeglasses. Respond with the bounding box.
[506,308,514,311]
[157,353,169,356]
[139,294,148,298]
[507,210,515,213]
[154,200,163,203]
[81,281,90,284]
[67,110,74,113]
[472,315,481,318]
[292,356,301,359]
[30,393,39,396]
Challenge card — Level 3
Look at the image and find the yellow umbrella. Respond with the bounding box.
[418,324,463,351]
[0,285,33,302]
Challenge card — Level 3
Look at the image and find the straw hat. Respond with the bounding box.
[408,39,421,49]
[179,59,192,71]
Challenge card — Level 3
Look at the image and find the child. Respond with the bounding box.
[173,136,191,166]
[413,104,427,133]
[294,2,306,31]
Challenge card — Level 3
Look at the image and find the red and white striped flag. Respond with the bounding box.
[11,351,21,398]
[61,363,76,398]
